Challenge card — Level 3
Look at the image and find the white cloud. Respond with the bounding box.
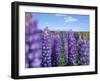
[55,14,78,23]
[64,16,78,23]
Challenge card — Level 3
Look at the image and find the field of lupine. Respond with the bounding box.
[25,19,90,68]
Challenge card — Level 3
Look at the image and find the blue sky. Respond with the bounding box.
[32,13,89,32]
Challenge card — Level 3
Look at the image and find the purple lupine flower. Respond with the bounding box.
[74,32,79,41]
[78,34,90,65]
[51,33,61,66]
[25,24,31,68]
[62,32,68,64]
[25,12,32,22]
[25,18,42,68]
[68,31,77,66]
[85,39,90,65]
[41,27,52,67]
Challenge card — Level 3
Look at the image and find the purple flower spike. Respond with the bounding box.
[42,27,52,67]
[25,17,42,68]
[68,31,77,66]
[51,33,61,66]
[78,34,90,65]
[62,32,68,64]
